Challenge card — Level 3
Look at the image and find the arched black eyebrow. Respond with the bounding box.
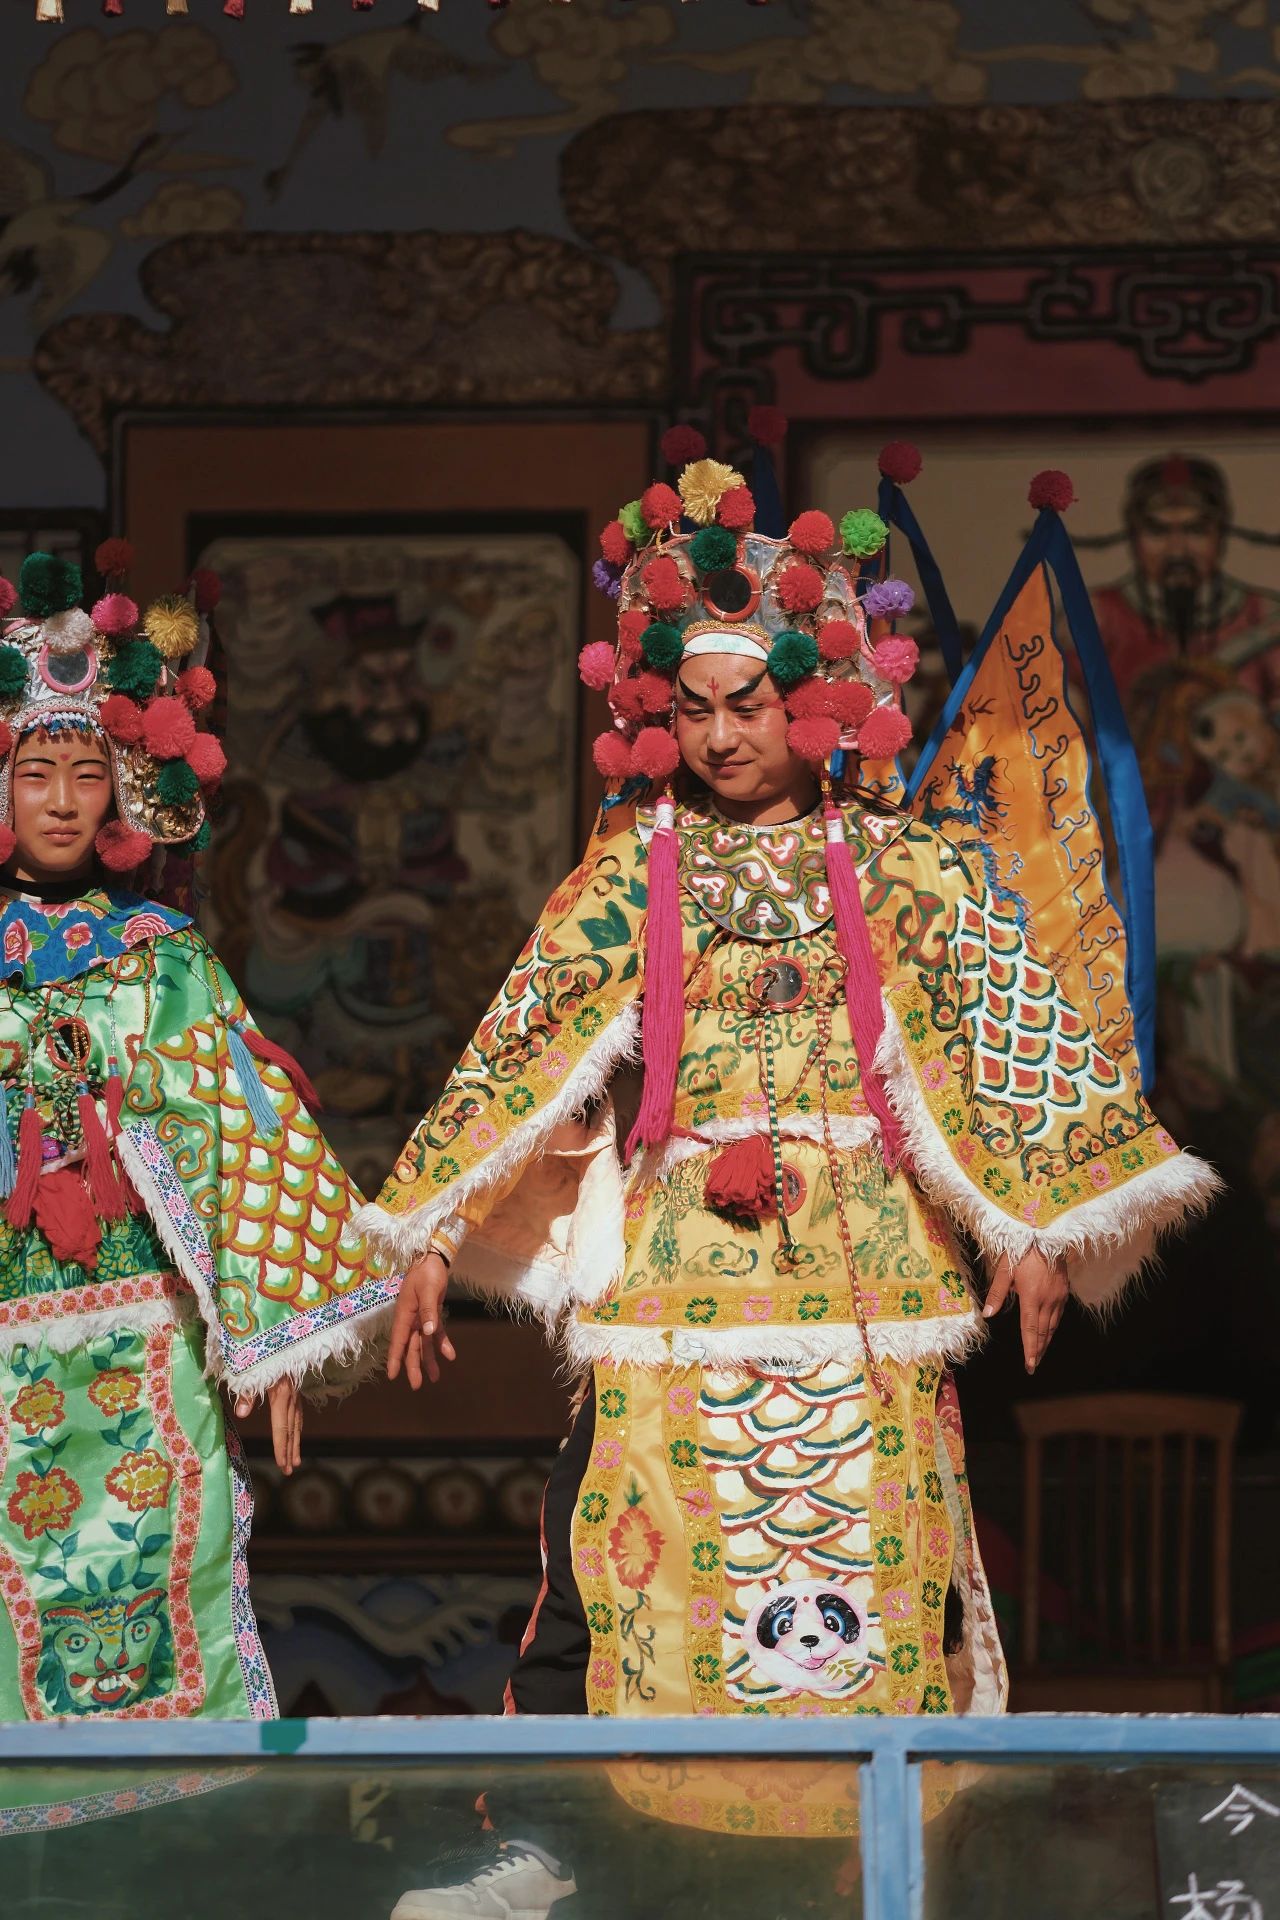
[676,668,768,704]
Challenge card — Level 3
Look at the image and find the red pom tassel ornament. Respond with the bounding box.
[787,511,835,555]
[878,442,923,485]
[184,568,222,615]
[617,609,648,662]
[91,593,138,637]
[776,563,824,615]
[643,555,685,617]
[0,579,18,618]
[641,483,682,531]
[661,425,708,467]
[593,731,632,781]
[635,671,675,716]
[99,695,144,745]
[787,715,841,764]
[599,521,632,568]
[829,681,874,730]
[631,727,680,782]
[857,705,912,759]
[141,696,196,761]
[94,537,135,579]
[610,679,646,724]
[716,486,756,532]
[578,641,617,691]
[186,733,226,786]
[96,822,154,873]
[785,679,834,720]
[747,404,788,447]
[0,722,12,756]
[818,619,860,662]
[1028,469,1075,512]
[177,665,216,712]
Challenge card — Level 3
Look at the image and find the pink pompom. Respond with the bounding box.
[643,555,685,617]
[786,678,834,720]
[776,563,824,615]
[787,511,835,555]
[0,579,15,617]
[593,731,633,781]
[185,568,222,614]
[1028,469,1075,512]
[857,704,912,760]
[0,824,14,864]
[829,681,874,730]
[642,483,682,531]
[96,821,154,873]
[186,732,227,786]
[716,486,755,532]
[818,618,860,662]
[631,727,680,782]
[91,593,138,637]
[141,696,196,761]
[177,665,216,712]
[600,520,631,568]
[99,694,145,745]
[610,678,646,723]
[878,441,923,485]
[635,671,675,716]
[661,424,708,467]
[747,404,788,447]
[787,715,840,764]
[872,636,920,685]
[578,641,617,691]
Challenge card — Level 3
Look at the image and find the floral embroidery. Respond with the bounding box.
[61,921,94,954]
[578,1491,608,1524]
[3,922,31,966]
[690,1596,720,1628]
[504,1086,534,1116]
[572,1006,604,1038]
[881,1588,912,1621]
[607,1504,664,1588]
[692,1653,721,1684]
[87,1369,142,1417]
[634,1295,663,1323]
[467,1120,499,1150]
[592,1439,623,1471]
[941,1107,964,1136]
[875,1535,905,1569]
[921,1579,943,1609]
[684,1297,717,1325]
[105,1449,174,1513]
[1088,1161,1112,1188]
[668,1438,697,1469]
[576,1545,604,1578]
[876,1425,905,1458]
[599,1387,627,1420]
[904,1008,927,1042]
[7,1466,82,1539]
[678,1487,713,1519]
[10,1380,66,1434]
[890,1642,920,1675]
[691,1539,720,1573]
[430,1156,460,1186]
[666,1385,695,1416]
[921,1682,949,1712]
[586,1602,614,1633]
[741,1295,772,1322]
[981,1166,1012,1197]
[797,1292,829,1320]
[901,1288,923,1317]
[922,1059,948,1089]
[539,1048,570,1082]
[589,1657,616,1691]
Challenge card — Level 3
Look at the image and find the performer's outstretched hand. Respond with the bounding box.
[983,1248,1069,1374]
[233,1379,302,1475]
[387,1251,457,1389]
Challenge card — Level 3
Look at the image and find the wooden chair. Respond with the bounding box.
[1013,1393,1241,1711]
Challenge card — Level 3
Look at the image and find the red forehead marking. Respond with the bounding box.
[707,675,720,694]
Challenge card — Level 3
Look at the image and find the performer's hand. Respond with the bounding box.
[387,1251,456,1389]
[983,1248,1069,1374]
[233,1379,302,1475]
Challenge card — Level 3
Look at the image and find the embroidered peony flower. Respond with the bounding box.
[742,1296,773,1322]
[608,1502,664,1589]
[679,1488,713,1519]
[881,1587,913,1622]
[593,1439,623,1472]
[467,1119,499,1150]
[739,1090,767,1118]
[575,1546,604,1579]
[922,1058,948,1090]
[589,1658,616,1691]
[61,921,94,955]
[7,1466,82,1540]
[87,1368,141,1417]
[539,1048,570,1083]
[1156,1129,1177,1155]
[105,1448,174,1513]
[874,1480,902,1511]
[690,1595,720,1628]
[3,921,31,967]
[667,1385,695,1416]
[1088,1161,1112,1188]
[634,1295,663,1324]
[928,1526,950,1558]
[10,1379,65,1434]
[121,912,171,949]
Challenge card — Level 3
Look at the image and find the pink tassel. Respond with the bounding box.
[7,1098,45,1230]
[237,1022,322,1115]
[77,1088,129,1223]
[625,798,684,1161]
[823,804,908,1171]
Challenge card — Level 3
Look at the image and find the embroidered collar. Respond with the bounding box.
[0,888,191,990]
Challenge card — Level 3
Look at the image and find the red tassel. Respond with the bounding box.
[7,1100,45,1230]
[33,1169,101,1271]
[238,1023,322,1114]
[625,798,684,1160]
[77,1088,129,1223]
[704,1134,777,1220]
[823,803,908,1171]
[103,1064,142,1212]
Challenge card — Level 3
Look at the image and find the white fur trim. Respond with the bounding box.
[874,1001,1224,1312]
[636,1111,880,1183]
[562,1310,985,1378]
[352,1002,640,1268]
[0,1290,197,1359]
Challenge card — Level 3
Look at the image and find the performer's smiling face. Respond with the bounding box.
[8,728,115,885]
[675,652,811,820]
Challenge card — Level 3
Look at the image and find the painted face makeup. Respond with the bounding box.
[674,652,818,824]
[7,728,115,886]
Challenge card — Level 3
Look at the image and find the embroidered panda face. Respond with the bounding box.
[744,1579,867,1695]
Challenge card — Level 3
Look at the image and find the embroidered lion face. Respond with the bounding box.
[37,1587,174,1714]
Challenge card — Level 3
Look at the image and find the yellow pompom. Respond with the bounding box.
[678,459,743,528]
[143,595,199,661]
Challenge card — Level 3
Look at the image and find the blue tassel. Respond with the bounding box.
[225,1018,282,1142]
[0,1082,16,1200]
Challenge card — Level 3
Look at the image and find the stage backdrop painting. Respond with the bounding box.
[196,526,580,1199]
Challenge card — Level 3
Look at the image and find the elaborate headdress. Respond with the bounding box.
[0,543,225,873]
[583,425,921,1167]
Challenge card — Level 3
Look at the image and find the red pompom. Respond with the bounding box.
[186,731,227,786]
[786,678,834,720]
[661,424,708,467]
[787,510,835,556]
[96,821,154,873]
[776,563,824,615]
[704,1134,776,1220]
[643,555,685,617]
[829,681,874,730]
[630,727,680,782]
[610,678,646,723]
[641,483,682,531]
[185,567,222,614]
[1028,469,1075,513]
[787,715,840,764]
[716,486,756,532]
[872,636,920,685]
[857,704,912,759]
[177,665,216,712]
[141,695,196,761]
[599,520,632,568]
[578,641,617,691]
[0,579,16,618]
[818,618,860,662]
[99,694,145,745]
[593,730,633,781]
[747,404,788,447]
[0,721,12,756]
[94,537,135,579]
[0,825,14,863]
[878,442,923,485]
[91,593,138,637]
[635,671,675,716]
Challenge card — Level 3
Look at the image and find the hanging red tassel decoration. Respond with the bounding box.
[103,1060,142,1212]
[7,1098,45,1230]
[236,1023,323,1115]
[704,1134,777,1221]
[33,1169,101,1272]
[77,1087,129,1222]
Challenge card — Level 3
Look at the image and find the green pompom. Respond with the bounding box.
[767,629,818,689]
[19,551,83,618]
[156,758,199,807]
[107,638,163,701]
[689,525,737,572]
[839,509,889,559]
[0,645,28,701]
[641,621,683,673]
[619,499,649,546]
[193,819,212,853]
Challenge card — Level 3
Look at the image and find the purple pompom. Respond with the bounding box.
[863,576,915,621]
[592,558,623,600]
